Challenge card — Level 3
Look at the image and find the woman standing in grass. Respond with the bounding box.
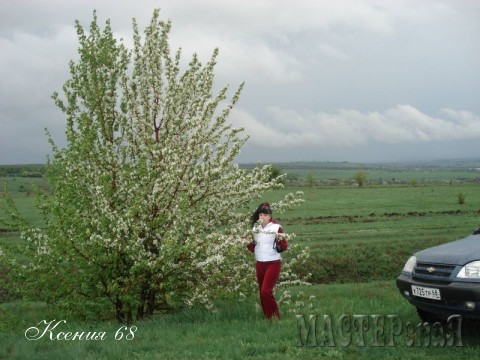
[247,202,287,319]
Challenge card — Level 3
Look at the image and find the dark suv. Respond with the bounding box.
[396,231,480,322]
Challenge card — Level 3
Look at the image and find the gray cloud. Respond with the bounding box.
[0,0,479,164]
[232,106,480,147]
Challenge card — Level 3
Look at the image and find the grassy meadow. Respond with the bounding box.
[1,163,480,359]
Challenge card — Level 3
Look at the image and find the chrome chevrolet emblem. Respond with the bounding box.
[426,267,436,273]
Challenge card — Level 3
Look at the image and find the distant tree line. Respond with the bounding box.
[0,165,45,178]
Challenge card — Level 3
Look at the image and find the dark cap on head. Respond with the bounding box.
[259,202,272,214]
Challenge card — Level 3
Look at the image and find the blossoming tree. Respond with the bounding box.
[1,9,308,323]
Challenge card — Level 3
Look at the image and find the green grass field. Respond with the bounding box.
[2,281,480,359]
[1,170,480,359]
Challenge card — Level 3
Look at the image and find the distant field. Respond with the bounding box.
[284,167,480,185]
[3,160,480,189]
[240,159,480,186]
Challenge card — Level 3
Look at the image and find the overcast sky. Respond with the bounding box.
[1,0,479,165]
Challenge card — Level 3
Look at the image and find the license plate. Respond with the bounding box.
[411,285,441,300]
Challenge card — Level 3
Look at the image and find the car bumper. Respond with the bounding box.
[396,273,480,319]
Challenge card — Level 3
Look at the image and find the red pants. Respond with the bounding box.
[255,260,281,319]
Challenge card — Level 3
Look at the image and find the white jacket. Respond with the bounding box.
[253,221,283,262]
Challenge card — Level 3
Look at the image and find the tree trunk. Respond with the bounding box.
[146,289,156,316]
[115,297,132,324]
